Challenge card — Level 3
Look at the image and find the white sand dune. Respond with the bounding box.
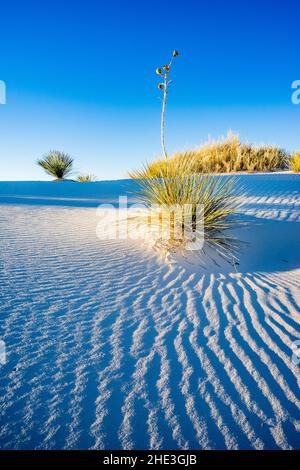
[0,174,299,449]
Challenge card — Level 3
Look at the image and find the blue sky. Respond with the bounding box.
[0,0,299,180]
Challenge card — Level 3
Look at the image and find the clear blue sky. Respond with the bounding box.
[0,0,299,180]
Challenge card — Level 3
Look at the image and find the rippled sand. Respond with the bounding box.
[0,174,299,449]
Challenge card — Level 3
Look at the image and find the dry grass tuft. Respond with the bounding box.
[76,174,98,182]
[291,154,300,173]
[145,133,289,177]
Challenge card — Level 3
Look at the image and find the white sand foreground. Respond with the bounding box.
[0,173,299,449]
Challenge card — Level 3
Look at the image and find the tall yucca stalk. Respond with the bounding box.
[156,50,179,159]
[130,157,243,260]
[37,151,74,180]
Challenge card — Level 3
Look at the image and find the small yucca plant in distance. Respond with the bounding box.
[291,153,300,172]
[156,50,179,159]
[76,173,98,182]
[37,151,74,180]
[130,157,244,262]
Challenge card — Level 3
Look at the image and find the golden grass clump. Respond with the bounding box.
[145,133,289,176]
[291,154,300,173]
[129,156,243,261]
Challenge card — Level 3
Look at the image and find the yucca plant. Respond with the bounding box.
[129,157,243,261]
[291,153,300,172]
[76,173,98,182]
[37,151,74,180]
